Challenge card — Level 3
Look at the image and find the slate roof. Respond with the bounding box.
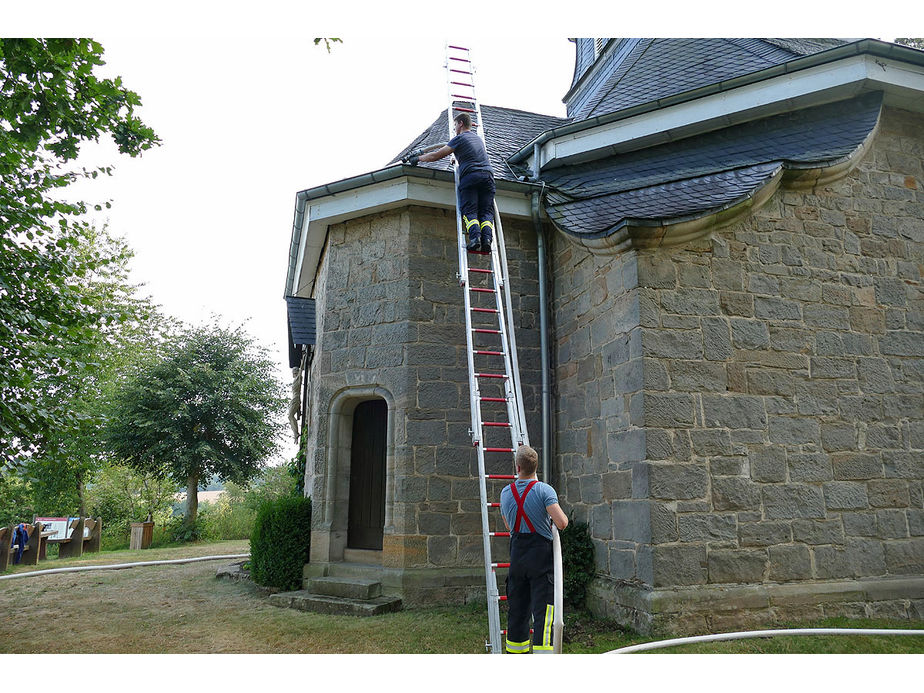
[286,296,316,368]
[390,105,570,182]
[569,38,849,122]
[542,91,883,240]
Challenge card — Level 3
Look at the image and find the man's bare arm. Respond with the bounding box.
[419,145,454,163]
[547,503,568,530]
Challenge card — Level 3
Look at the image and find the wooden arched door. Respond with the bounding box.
[347,399,387,550]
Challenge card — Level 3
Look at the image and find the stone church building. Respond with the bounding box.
[284,39,924,634]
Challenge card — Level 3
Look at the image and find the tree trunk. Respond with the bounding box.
[185,474,199,525]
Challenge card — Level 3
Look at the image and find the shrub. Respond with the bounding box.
[560,519,595,609]
[250,495,312,591]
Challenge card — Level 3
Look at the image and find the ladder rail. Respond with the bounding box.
[444,42,561,655]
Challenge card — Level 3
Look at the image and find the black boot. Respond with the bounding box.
[480,238,492,253]
[466,233,481,252]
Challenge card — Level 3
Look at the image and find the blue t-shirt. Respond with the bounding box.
[448,130,492,178]
[499,479,559,541]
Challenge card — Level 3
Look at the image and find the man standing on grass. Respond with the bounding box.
[499,445,568,654]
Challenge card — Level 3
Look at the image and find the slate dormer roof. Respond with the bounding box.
[390,104,571,182]
[566,38,849,121]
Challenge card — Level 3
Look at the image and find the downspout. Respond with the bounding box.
[529,142,551,483]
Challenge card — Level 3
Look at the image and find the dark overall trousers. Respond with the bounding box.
[505,481,555,653]
[457,169,495,247]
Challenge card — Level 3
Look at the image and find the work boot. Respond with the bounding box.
[481,238,492,253]
[466,233,482,252]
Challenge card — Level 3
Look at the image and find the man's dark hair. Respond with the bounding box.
[454,112,472,128]
[516,445,539,476]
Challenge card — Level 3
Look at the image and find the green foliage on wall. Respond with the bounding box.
[560,519,596,609]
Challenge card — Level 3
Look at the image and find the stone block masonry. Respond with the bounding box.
[301,205,542,605]
[553,107,924,634]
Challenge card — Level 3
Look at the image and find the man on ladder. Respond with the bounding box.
[409,112,495,253]
[500,445,569,653]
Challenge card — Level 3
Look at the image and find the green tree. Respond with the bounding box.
[87,462,176,530]
[106,321,286,528]
[1,38,160,470]
[894,38,924,50]
[23,225,172,518]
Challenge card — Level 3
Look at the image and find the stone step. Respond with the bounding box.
[268,590,403,617]
[306,576,382,600]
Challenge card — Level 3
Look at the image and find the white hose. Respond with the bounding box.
[0,554,249,581]
[607,627,924,653]
[551,525,564,653]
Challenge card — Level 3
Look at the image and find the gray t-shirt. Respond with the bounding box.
[499,478,559,541]
[448,130,492,178]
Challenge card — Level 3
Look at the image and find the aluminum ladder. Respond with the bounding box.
[444,43,540,654]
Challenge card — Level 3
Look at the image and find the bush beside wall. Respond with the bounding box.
[249,496,312,590]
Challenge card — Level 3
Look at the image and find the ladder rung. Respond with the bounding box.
[451,81,474,87]
[450,68,472,75]
[452,94,474,100]
[481,396,507,402]
[490,531,511,536]
[449,56,472,63]
[488,503,500,508]
[474,329,500,335]
[472,307,499,314]
[498,596,508,601]
[476,372,507,379]
[493,563,510,569]
[486,475,515,480]
[454,106,475,113]
[474,350,504,356]
[483,422,512,427]
[469,267,492,274]
[470,287,495,293]
[486,447,514,453]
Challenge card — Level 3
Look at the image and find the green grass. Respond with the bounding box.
[1,540,921,654]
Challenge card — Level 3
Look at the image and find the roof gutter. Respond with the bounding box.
[509,38,924,166]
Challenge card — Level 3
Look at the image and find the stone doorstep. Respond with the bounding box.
[268,590,403,617]
[307,575,383,600]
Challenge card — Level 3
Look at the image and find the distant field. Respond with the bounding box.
[1,540,921,654]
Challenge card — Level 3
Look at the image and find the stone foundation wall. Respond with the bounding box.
[554,106,924,634]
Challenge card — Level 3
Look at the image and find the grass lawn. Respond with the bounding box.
[1,540,922,654]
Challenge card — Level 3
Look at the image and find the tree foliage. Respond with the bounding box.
[894,38,924,50]
[106,321,287,525]
[22,225,173,516]
[0,38,160,469]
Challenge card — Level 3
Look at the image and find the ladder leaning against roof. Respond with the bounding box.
[443,42,563,655]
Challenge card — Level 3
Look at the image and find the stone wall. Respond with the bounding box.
[552,106,924,634]
[302,204,542,603]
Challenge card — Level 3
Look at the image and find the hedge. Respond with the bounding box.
[249,495,312,590]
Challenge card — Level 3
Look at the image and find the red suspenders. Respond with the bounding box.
[510,480,538,533]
